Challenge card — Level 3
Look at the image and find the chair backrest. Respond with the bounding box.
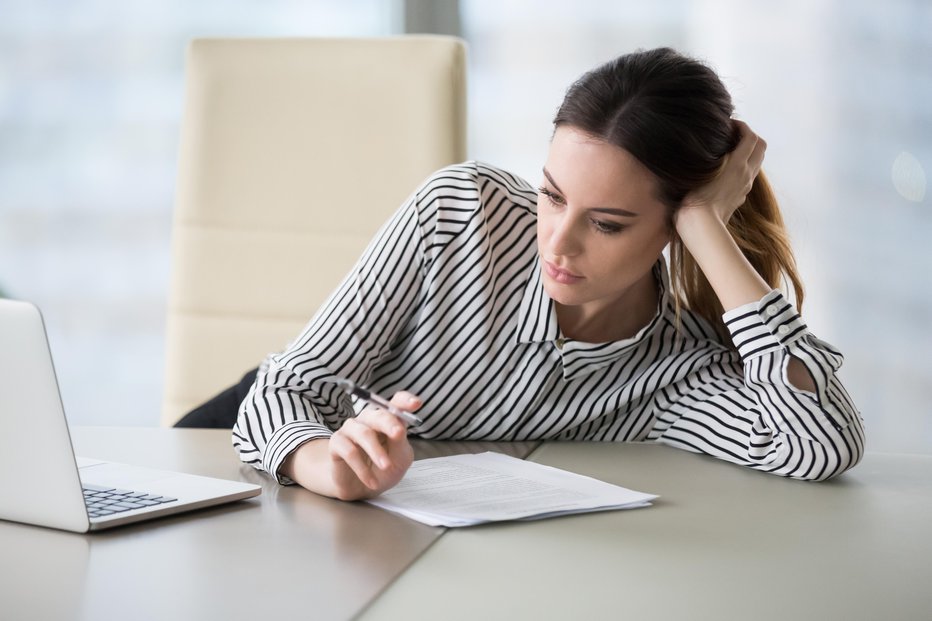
[162,36,467,425]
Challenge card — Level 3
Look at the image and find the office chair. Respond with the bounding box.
[162,36,467,426]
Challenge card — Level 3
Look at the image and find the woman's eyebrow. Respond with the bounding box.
[542,167,640,217]
[542,167,565,194]
[590,206,639,217]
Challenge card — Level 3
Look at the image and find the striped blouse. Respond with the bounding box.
[233,161,865,483]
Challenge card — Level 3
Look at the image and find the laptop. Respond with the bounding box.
[0,298,261,533]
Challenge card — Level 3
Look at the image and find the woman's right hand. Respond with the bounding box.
[280,391,421,500]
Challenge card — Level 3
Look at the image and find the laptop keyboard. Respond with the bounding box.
[82,483,177,518]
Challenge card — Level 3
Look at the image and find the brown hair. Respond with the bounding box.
[553,47,804,340]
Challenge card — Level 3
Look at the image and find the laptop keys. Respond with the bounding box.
[83,485,177,518]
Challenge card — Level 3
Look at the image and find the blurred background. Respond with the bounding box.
[0,0,929,453]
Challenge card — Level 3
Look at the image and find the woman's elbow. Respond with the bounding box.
[802,438,865,482]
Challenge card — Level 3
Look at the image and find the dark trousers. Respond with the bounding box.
[173,368,259,428]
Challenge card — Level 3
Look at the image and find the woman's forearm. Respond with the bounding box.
[675,208,770,312]
[676,210,816,393]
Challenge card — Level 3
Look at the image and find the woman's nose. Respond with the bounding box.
[549,216,582,257]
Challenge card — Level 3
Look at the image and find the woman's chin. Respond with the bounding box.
[543,282,586,307]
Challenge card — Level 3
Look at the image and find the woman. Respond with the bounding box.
[232,47,864,500]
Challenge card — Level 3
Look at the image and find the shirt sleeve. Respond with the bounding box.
[652,290,866,481]
[232,163,483,484]
[232,190,430,485]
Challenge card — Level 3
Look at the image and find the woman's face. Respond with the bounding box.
[537,126,671,315]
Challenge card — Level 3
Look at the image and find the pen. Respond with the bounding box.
[336,378,424,426]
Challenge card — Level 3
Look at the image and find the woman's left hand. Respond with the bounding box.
[676,119,766,230]
[672,120,772,312]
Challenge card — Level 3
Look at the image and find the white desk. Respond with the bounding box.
[360,442,932,620]
[3,429,930,620]
[0,427,535,621]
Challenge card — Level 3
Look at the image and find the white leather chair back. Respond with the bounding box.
[162,36,467,425]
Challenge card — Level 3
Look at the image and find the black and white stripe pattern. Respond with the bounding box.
[233,162,865,483]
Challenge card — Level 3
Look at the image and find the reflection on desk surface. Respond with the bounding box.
[0,523,89,619]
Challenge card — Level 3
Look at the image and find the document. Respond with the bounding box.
[366,452,658,527]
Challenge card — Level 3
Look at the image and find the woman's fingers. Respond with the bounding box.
[325,387,422,496]
[358,390,423,437]
[329,390,421,493]
[329,429,382,490]
[340,417,393,469]
[356,406,408,441]
[748,133,767,175]
[389,390,423,411]
[721,120,766,209]
[733,119,766,173]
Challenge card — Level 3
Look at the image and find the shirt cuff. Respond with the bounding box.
[722,290,807,360]
[262,420,333,485]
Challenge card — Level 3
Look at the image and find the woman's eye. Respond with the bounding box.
[592,219,623,235]
[538,187,565,206]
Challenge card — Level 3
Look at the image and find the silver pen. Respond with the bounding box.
[336,378,423,426]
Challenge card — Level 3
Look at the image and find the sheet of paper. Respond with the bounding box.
[366,451,658,527]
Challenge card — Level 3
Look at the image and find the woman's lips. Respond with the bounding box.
[544,261,584,284]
